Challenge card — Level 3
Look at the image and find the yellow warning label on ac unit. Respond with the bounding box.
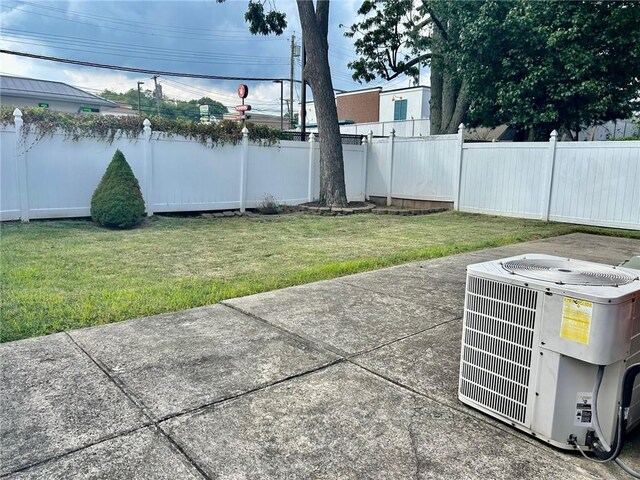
[560,297,592,345]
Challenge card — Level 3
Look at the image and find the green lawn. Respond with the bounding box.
[1,211,637,343]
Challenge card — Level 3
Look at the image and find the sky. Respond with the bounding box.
[0,0,423,115]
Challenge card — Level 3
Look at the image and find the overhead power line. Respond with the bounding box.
[1,28,290,63]
[0,49,300,83]
[1,2,290,43]
[1,38,289,66]
[10,0,265,35]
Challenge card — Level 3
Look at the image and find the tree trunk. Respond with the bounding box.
[429,29,467,135]
[444,78,469,133]
[298,0,347,207]
[441,74,456,131]
[429,67,443,135]
[431,70,468,135]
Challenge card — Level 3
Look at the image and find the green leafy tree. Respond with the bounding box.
[100,90,227,122]
[91,149,146,229]
[347,0,474,135]
[101,88,154,116]
[218,0,348,207]
[348,0,640,139]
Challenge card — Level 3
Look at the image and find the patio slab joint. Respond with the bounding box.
[64,333,213,480]
[65,333,156,421]
[157,358,346,424]
[0,425,151,479]
[222,302,350,358]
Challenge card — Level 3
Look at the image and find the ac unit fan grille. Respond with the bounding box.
[460,276,538,425]
[502,258,637,286]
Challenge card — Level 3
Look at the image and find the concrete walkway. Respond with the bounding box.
[1,233,639,479]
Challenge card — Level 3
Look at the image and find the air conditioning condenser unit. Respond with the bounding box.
[458,254,640,451]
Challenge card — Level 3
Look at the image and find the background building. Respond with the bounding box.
[379,86,430,123]
[335,87,381,124]
[101,101,137,117]
[305,85,432,137]
[222,112,283,129]
[0,75,117,113]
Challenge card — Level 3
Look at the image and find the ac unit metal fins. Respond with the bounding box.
[460,276,537,425]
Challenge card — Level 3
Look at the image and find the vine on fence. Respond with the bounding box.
[0,105,286,146]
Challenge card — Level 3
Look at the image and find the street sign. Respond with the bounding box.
[235,104,251,112]
[237,84,249,99]
[38,103,49,108]
[199,104,209,115]
[235,114,252,120]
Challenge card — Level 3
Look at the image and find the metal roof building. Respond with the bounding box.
[0,75,117,113]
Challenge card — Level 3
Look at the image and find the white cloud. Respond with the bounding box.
[0,0,369,111]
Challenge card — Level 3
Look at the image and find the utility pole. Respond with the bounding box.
[137,81,144,116]
[279,80,283,131]
[272,80,283,131]
[300,40,306,141]
[151,75,160,116]
[289,34,295,130]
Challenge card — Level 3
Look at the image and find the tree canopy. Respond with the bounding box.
[100,89,227,122]
[348,0,640,139]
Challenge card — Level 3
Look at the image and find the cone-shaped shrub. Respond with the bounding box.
[91,149,145,229]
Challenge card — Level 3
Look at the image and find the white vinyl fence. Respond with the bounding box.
[366,132,459,203]
[0,113,365,221]
[458,143,549,220]
[457,130,640,229]
[1,110,638,230]
[338,118,431,137]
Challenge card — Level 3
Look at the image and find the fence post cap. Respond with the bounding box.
[143,118,151,127]
[389,128,396,137]
[361,135,368,145]
[368,130,374,136]
[550,129,558,139]
[458,123,465,132]
[13,108,22,117]
[241,126,249,136]
[309,132,316,142]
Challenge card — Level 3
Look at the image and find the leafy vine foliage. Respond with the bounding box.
[0,105,286,146]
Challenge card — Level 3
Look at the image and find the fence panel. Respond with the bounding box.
[392,135,458,201]
[246,141,309,207]
[366,138,389,197]
[151,135,240,212]
[458,143,548,219]
[341,123,385,136]
[549,142,640,229]
[24,131,144,219]
[0,128,19,220]
[308,142,365,203]
[339,119,430,137]
[343,143,366,201]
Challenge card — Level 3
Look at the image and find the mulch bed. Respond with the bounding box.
[298,202,375,215]
[372,207,449,216]
[196,203,450,218]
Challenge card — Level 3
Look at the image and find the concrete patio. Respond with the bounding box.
[1,233,639,479]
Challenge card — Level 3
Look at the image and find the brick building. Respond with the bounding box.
[335,87,382,124]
